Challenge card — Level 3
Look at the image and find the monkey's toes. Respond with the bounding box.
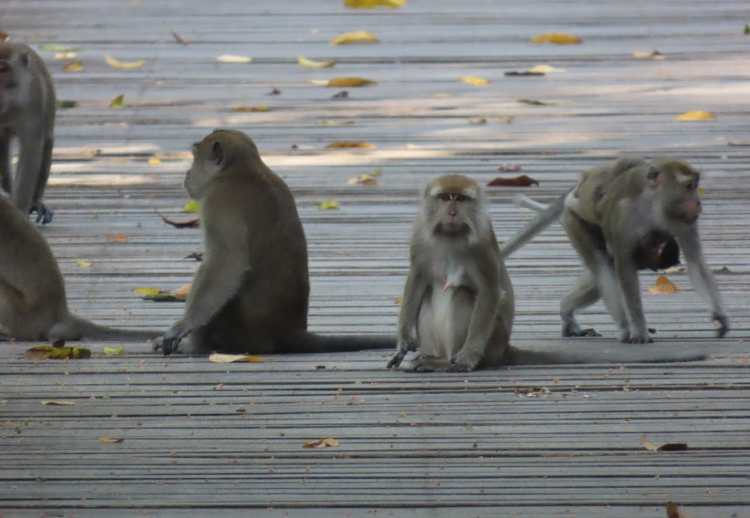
[31,205,54,225]
[713,314,729,338]
[386,353,404,369]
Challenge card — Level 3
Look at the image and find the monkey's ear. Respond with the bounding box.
[210,141,225,166]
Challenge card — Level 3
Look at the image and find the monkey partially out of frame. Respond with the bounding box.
[153,129,394,355]
[0,42,56,224]
[0,192,161,343]
[502,157,728,343]
[387,174,708,372]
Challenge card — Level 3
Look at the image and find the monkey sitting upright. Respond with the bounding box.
[387,174,709,372]
[0,192,161,343]
[502,157,728,343]
[0,42,56,224]
[153,129,395,355]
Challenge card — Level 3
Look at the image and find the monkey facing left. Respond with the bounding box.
[0,41,56,224]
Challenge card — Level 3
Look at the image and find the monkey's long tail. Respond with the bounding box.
[505,343,706,365]
[499,192,568,259]
[279,332,396,354]
[69,315,162,341]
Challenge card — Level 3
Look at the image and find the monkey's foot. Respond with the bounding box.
[405,355,450,372]
[620,331,653,344]
[563,327,602,338]
[712,313,729,338]
[30,204,54,224]
[152,335,182,355]
[386,349,407,369]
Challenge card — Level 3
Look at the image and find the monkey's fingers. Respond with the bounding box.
[31,204,54,225]
[713,314,729,338]
[386,350,406,369]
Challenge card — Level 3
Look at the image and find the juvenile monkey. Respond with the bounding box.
[0,42,56,223]
[501,157,728,343]
[0,192,160,343]
[153,129,394,355]
[387,174,707,372]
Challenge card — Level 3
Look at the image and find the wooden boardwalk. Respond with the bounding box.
[2,1,749,515]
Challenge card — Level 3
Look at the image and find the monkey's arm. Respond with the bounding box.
[387,268,428,368]
[613,249,651,344]
[678,227,728,337]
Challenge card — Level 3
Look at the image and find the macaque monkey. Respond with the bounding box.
[0,192,160,343]
[0,42,56,223]
[387,174,707,372]
[153,129,394,355]
[502,157,728,343]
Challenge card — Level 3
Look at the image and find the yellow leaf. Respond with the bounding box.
[324,76,377,87]
[105,232,128,242]
[102,346,124,356]
[183,199,201,213]
[326,140,375,149]
[330,31,380,45]
[319,199,340,210]
[216,54,253,64]
[105,55,145,70]
[134,287,163,298]
[528,64,566,73]
[208,353,264,364]
[459,76,489,86]
[297,55,336,69]
[531,32,583,45]
[98,435,125,444]
[148,155,161,166]
[675,110,716,122]
[698,186,705,197]
[134,287,184,302]
[53,51,78,60]
[344,0,405,7]
[174,283,192,301]
[347,173,378,186]
[26,346,91,360]
[648,275,680,295]
[75,259,92,269]
[110,94,125,108]
[41,400,76,406]
[63,60,84,72]
[303,437,340,448]
[231,105,270,113]
[394,296,402,305]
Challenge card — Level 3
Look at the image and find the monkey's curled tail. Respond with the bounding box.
[64,315,162,341]
[500,192,568,259]
[279,332,396,354]
[505,343,706,365]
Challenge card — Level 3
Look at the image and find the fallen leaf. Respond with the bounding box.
[664,265,686,274]
[319,199,340,210]
[268,87,281,95]
[326,141,375,149]
[216,54,253,64]
[41,400,76,406]
[174,283,192,301]
[666,502,685,518]
[183,199,201,213]
[160,214,200,228]
[330,31,379,45]
[53,51,78,60]
[56,100,78,109]
[344,0,405,8]
[297,55,336,69]
[468,117,487,125]
[63,60,84,72]
[648,275,680,295]
[528,64,566,73]
[347,173,378,186]
[208,353,264,364]
[0,32,8,42]
[459,75,489,86]
[148,155,161,166]
[531,32,582,45]
[728,140,750,146]
[102,346,124,357]
[497,164,522,173]
[75,259,92,269]
[517,98,549,106]
[303,437,339,448]
[41,43,78,52]
[99,435,124,444]
[641,435,688,452]
[134,287,184,302]
[26,346,92,360]
[319,119,355,126]
[487,175,539,187]
[105,232,128,243]
[105,55,145,70]
[318,77,377,87]
[675,110,715,122]
[231,105,270,113]
[172,31,189,45]
[632,50,665,60]
[110,94,126,108]
[505,70,544,77]
[394,296,402,305]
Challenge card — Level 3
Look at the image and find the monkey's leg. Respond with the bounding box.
[560,271,603,337]
[0,132,10,193]
[13,131,45,216]
[30,136,54,224]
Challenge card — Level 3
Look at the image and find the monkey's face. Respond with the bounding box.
[185,139,225,199]
[429,190,476,237]
[660,167,702,225]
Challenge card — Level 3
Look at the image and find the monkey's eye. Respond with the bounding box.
[684,181,697,191]
[454,194,470,202]
[436,193,454,202]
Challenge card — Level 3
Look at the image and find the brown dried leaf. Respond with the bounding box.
[231,105,269,113]
[160,213,200,229]
[648,275,680,295]
[105,232,129,243]
[325,77,377,87]
[344,0,405,8]
[531,32,582,45]
[303,437,340,448]
[327,141,375,149]
[641,435,688,452]
[517,98,549,106]
[347,173,378,186]
[666,502,686,518]
[330,31,379,45]
[63,60,84,72]
[41,400,76,406]
[0,32,8,42]
[99,435,125,444]
[487,175,539,187]
[174,283,192,301]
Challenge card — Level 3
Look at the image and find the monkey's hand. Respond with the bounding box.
[153,321,190,356]
[712,313,729,338]
[30,204,54,225]
[448,350,481,372]
[386,339,416,369]
[620,328,653,344]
